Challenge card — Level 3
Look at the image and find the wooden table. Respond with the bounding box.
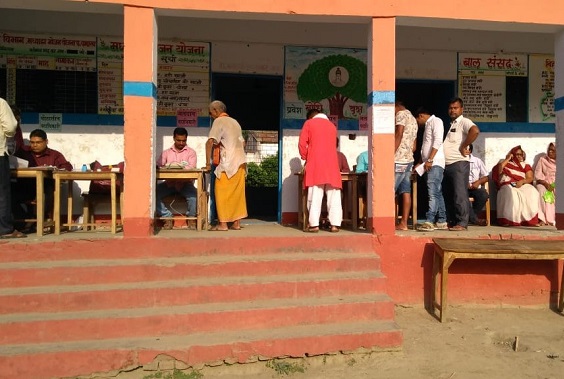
[10,167,55,236]
[296,172,367,231]
[53,171,123,235]
[156,169,208,231]
[432,238,564,322]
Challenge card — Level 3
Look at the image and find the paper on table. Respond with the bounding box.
[415,163,426,176]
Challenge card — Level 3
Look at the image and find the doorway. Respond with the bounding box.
[396,80,456,221]
[212,74,283,222]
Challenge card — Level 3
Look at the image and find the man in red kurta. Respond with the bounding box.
[298,109,342,233]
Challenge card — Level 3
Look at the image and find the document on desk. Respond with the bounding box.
[415,164,425,177]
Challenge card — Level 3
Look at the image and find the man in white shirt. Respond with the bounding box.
[414,108,447,231]
[467,144,489,226]
[443,97,480,231]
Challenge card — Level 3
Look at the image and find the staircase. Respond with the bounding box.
[0,234,402,378]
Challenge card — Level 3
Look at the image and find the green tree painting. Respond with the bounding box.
[296,54,367,119]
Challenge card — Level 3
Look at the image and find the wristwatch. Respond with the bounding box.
[427,159,433,163]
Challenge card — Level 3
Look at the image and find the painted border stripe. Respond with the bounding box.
[368,91,395,106]
[123,81,157,98]
[555,96,564,112]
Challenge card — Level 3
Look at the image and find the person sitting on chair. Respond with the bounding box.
[156,127,197,230]
[13,129,73,231]
[467,144,489,226]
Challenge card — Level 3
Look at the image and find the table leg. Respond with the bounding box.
[54,176,61,235]
[559,259,564,313]
[352,176,358,230]
[111,174,116,234]
[35,172,45,236]
[197,173,203,231]
[431,250,440,318]
[66,180,73,232]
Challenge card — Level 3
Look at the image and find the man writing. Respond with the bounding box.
[13,129,72,230]
[156,127,198,230]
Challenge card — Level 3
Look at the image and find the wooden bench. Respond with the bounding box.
[431,238,564,322]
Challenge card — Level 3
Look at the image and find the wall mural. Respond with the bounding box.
[283,46,367,130]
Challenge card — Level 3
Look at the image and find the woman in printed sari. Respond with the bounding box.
[494,145,539,226]
[534,142,556,226]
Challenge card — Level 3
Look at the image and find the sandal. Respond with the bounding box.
[209,225,228,231]
[162,219,174,230]
[0,230,27,239]
[306,226,319,233]
[330,226,340,233]
[448,225,467,231]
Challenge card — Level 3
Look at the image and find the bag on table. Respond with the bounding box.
[88,160,125,194]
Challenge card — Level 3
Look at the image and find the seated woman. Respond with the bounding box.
[534,142,556,226]
[494,145,539,226]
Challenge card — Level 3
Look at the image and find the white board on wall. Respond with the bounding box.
[212,42,284,75]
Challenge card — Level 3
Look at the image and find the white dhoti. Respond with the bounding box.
[307,184,343,228]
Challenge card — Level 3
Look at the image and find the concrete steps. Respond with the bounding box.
[0,235,402,378]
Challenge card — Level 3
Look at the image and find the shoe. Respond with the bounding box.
[448,225,467,231]
[162,219,174,230]
[417,222,435,232]
[434,222,448,230]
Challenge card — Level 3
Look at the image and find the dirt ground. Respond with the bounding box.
[108,305,564,379]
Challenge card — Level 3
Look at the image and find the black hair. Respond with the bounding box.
[30,129,47,140]
[173,127,188,137]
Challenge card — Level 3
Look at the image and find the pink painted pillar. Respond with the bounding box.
[122,6,158,237]
[367,17,396,235]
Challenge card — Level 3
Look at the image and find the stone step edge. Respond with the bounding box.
[0,251,380,269]
[0,319,402,356]
[0,293,393,323]
[0,270,385,296]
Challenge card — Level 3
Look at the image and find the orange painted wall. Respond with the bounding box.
[376,235,564,307]
[122,6,158,237]
[82,0,564,26]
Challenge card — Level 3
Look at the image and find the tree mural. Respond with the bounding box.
[296,54,367,119]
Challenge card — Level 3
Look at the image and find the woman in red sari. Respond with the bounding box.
[494,145,539,226]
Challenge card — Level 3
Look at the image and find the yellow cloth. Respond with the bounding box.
[215,165,247,222]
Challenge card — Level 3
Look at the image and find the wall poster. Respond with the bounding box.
[284,46,367,128]
[528,55,554,123]
[458,52,527,122]
[97,38,211,118]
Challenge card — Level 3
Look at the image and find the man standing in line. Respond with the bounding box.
[414,107,448,232]
[467,144,489,226]
[443,97,480,231]
[394,100,418,231]
[298,109,342,233]
[205,100,247,231]
[0,97,25,239]
[156,127,198,230]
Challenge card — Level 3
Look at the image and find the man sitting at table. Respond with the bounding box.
[156,127,197,230]
[13,129,73,231]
